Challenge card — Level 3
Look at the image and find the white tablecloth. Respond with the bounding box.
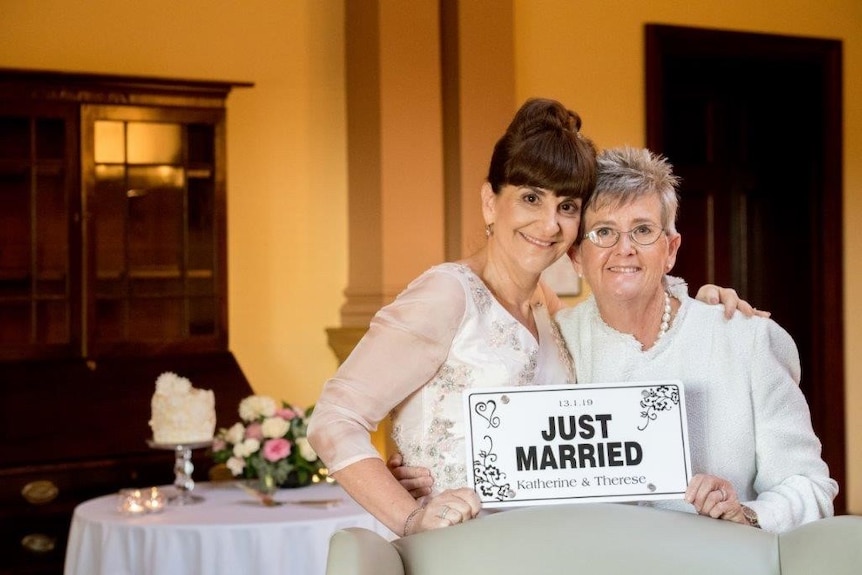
[64,482,394,575]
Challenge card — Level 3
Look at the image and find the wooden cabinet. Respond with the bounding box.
[0,98,79,360]
[0,70,253,574]
[0,70,253,359]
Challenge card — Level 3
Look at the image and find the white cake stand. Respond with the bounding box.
[147,439,212,505]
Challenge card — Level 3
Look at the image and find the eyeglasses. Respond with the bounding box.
[583,224,665,248]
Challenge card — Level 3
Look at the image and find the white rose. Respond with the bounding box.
[233,438,260,458]
[296,437,318,462]
[238,395,278,422]
[226,456,246,476]
[261,416,290,439]
[225,422,245,445]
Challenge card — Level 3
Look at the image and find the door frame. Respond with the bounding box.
[645,24,845,513]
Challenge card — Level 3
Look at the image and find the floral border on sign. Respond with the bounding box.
[471,397,513,501]
[637,385,680,431]
[472,435,514,501]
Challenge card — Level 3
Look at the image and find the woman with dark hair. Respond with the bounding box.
[308,100,750,537]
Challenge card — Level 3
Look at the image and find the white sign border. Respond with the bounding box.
[463,380,692,508]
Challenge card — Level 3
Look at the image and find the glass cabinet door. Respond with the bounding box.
[0,104,78,359]
[83,106,225,355]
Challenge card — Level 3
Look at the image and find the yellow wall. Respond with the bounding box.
[0,0,859,512]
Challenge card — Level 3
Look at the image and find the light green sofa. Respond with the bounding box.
[325,503,862,575]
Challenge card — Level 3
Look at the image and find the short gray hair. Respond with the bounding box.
[582,146,680,239]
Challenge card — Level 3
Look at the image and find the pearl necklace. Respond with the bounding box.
[656,290,672,342]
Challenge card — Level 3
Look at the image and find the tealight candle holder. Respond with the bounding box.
[117,489,147,516]
[143,487,166,513]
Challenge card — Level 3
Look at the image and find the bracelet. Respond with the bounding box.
[741,504,761,529]
[403,506,424,537]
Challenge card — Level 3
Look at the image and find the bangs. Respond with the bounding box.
[504,133,596,198]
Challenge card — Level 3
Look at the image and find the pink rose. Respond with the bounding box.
[263,438,292,462]
[276,408,296,421]
[212,438,226,451]
[245,422,263,440]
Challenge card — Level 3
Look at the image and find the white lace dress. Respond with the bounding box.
[308,262,574,493]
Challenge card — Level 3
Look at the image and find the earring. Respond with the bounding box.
[485,223,494,238]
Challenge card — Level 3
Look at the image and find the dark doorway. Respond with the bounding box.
[646,24,845,513]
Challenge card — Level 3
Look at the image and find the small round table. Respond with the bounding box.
[64,482,394,575]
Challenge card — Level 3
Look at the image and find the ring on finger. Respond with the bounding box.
[437,505,450,520]
[718,488,727,502]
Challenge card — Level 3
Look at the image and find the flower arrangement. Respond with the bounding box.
[211,395,327,490]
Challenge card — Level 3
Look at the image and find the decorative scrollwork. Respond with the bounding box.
[638,385,680,431]
[474,400,500,428]
[473,436,514,501]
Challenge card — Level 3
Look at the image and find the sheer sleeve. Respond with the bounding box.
[307,268,467,473]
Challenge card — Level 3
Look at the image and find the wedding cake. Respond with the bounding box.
[149,372,216,444]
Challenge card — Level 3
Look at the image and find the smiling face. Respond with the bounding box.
[572,192,681,304]
[482,182,581,276]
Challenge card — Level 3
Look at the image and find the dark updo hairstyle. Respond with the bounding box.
[487,98,597,199]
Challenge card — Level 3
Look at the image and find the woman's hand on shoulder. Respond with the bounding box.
[388,452,434,499]
[695,284,771,320]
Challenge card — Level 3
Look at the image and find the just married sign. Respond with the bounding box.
[463,381,692,508]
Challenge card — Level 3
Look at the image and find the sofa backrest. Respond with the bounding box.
[326,503,862,575]
[778,515,862,575]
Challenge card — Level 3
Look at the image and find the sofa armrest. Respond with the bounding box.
[326,527,405,575]
[779,515,862,575]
